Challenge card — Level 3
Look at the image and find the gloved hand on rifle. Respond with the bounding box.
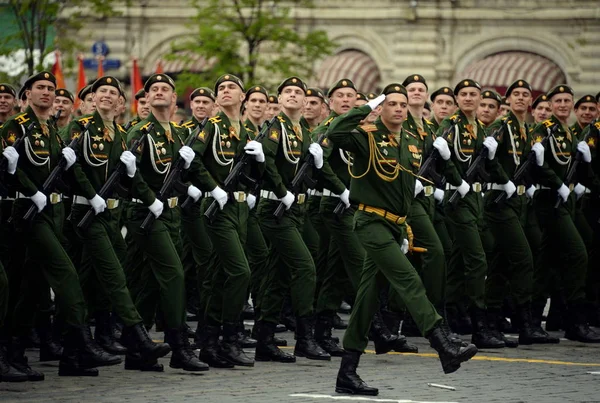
[531,142,545,166]
[574,183,586,200]
[414,179,424,198]
[557,183,570,203]
[483,137,498,160]
[308,143,323,169]
[89,194,107,215]
[503,180,516,199]
[187,185,202,202]
[340,188,350,208]
[526,185,537,200]
[31,191,47,213]
[434,188,444,204]
[178,146,195,169]
[433,137,451,161]
[2,146,19,174]
[247,193,256,210]
[280,191,295,210]
[148,198,164,218]
[244,140,265,163]
[577,141,591,163]
[211,186,228,210]
[120,151,137,177]
[457,180,470,198]
[62,147,76,170]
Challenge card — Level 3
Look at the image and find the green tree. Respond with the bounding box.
[0,0,122,79]
[169,0,336,91]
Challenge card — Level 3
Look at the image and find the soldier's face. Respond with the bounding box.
[27,80,55,110]
[279,86,305,112]
[575,102,598,126]
[329,88,356,115]
[265,103,280,119]
[499,104,510,116]
[81,93,96,115]
[551,94,573,121]
[532,101,552,123]
[477,99,499,126]
[0,93,15,115]
[303,97,322,121]
[148,83,176,109]
[456,88,481,114]
[406,82,428,108]
[246,92,267,122]
[93,85,120,113]
[52,96,73,119]
[508,89,532,115]
[137,97,150,119]
[355,99,367,107]
[190,96,213,121]
[380,93,408,127]
[319,103,330,122]
[432,95,455,120]
[216,82,244,108]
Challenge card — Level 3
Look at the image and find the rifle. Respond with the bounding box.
[139,119,205,231]
[122,121,133,132]
[49,109,62,128]
[494,124,555,204]
[448,118,509,206]
[273,130,327,221]
[554,119,597,208]
[21,121,91,222]
[202,116,277,220]
[76,123,155,230]
[0,122,35,196]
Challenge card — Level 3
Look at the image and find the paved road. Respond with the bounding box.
[2,317,600,403]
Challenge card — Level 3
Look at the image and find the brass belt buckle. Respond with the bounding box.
[472,182,482,193]
[168,197,178,208]
[236,192,246,202]
[297,193,306,204]
[423,186,434,197]
[49,193,60,204]
[517,185,526,196]
[568,183,574,192]
[107,199,119,209]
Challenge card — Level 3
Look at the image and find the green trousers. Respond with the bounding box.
[316,197,363,315]
[257,199,316,324]
[444,191,487,310]
[343,211,441,351]
[303,196,321,269]
[582,199,600,307]
[246,207,270,312]
[72,204,142,327]
[126,204,185,329]
[202,198,251,324]
[483,192,534,308]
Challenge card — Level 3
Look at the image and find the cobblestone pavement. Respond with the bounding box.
[2,316,600,403]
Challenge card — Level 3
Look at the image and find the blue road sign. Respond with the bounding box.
[83,58,121,70]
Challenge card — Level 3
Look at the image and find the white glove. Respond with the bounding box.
[414,179,424,198]
[526,185,537,200]
[433,137,451,161]
[187,185,202,202]
[503,180,516,199]
[340,188,350,208]
[62,147,76,170]
[178,145,195,169]
[2,146,19,175]
[557,183,570,203]
[247,193,256,210]
[366,94,386,110]
[574,183,586,200]
[531,142,545,167]
[457,180,470,198]
[89,194,107,215]
[244,140,265,163]
[280,191,295,210]
[30,191,47,212]
[434,188,444,203]
[120,150,137,177]
[308,143,324,169]
[401,238,409,255]
[577,141,591,163]
[483,137,498,160]
[210,186,228,210]
[148,198,164,218]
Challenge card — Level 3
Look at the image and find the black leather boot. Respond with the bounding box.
[457,303,473,335]
[8,336,44,381]
[94,312,127,355]
[275,323,288,333]
[242,301,255,320]
[58,328,99,376]
[167,327,210,371]
[335,350,378,396]
[0,345,28,382]
[121,322,171,361]
[564,302,600,343]
[470,308,505,349]
[516,303,559,345]
[427,323,478,374]
[38,319,63,362]
[183,322,195,339]
[76,325,122,368]
[237,321,257,348]
[294,316,331,360]
[369,311,398,355]
[124,351,164,372]
[530,299,546,329]
[218,323,254,367]
[332,313,348,330]
[255,321,295,363]
[487,309,518,348]
[194,317,207,350]
[380,310,418,353]
[314,314,345,357]
[199,325,234,368]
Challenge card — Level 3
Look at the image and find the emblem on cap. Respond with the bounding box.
[307,90,312,95]
[224,75,230,80]
[414,75,419,81]
[559,86,564,92]
[60,90,64,95]
[44,73,49,78]
[342,80,347,86]
[464,80,469,86]
[0,86,4,91]
[200,89,204,94]
[518,80,523,86]
[395,86,400,91]
[157,75,162,81]
[292,78,297,83]
[255,86,260,91]
[587,96,592,101]
[485,91,489,96]
[107,78,112,83]
[542,95,547,100]
[444,88,449,93]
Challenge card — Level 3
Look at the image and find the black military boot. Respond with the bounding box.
[314,314,345,357]
[332,313,348,330]
[94,311,127,355]
[428,323,478,374]
[252,318,287,346]
[335,350,378,396]
[487,309,518,348]
[294,316,331,360]
[182,322,195,339]
[564,302,600,343]
[58,336,99,377]
[380,310,418,353]
[242,301,255,320]
[457,303,473,335]
[255,321,295,363]
[0,345,28,382]
[193,317,207,350]
[124,351,164,372]
[218,323,254,367]
[516,303,559,345]
[76,325,122,368]
[237,321,257,348]
[546,295,565,331]
[167,327,210,371]
[38,319,63,362]
[8,336,45,381]
[121,322,171,362]
[369,311,399,355]
[199,325,234,368]
[530,299,546,329]
[470,308,505,349]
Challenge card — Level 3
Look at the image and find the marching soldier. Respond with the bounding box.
[477,90,502,127]
[326,86,477,396]
[0,84,16,124]
[128,89,150,128]
[265,94,281,121]
[303,87,326,130]
[571,95,598,139]
[53,89,74,130]
[430,87,455,131]
[531,94,551,124]
[77,85,96,116]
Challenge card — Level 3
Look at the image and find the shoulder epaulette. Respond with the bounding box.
[181,120,195,129]
[170,121,181,128]
[77,116,94,126]
[14,112,30,126]
[277,115,286,124]
[117,124,127,133]
[424,119,434,125]
[542,119,554,128]
[450,114,459,120]
[323,116,334,126]
[209,116,221,124]
[359,124,377,133]
[477,119,484,126]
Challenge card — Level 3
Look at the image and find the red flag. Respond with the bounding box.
[96,55,104,78]
[74,54,87,110]
[155,60,164,74]
[51,50,66,89]
[131,58,144,115]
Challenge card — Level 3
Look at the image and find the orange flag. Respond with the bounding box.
[130,58,144,115]
[155,60,164,74]
[51,50,66,89]
[96,55,105,78]
[74,54,87,110]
